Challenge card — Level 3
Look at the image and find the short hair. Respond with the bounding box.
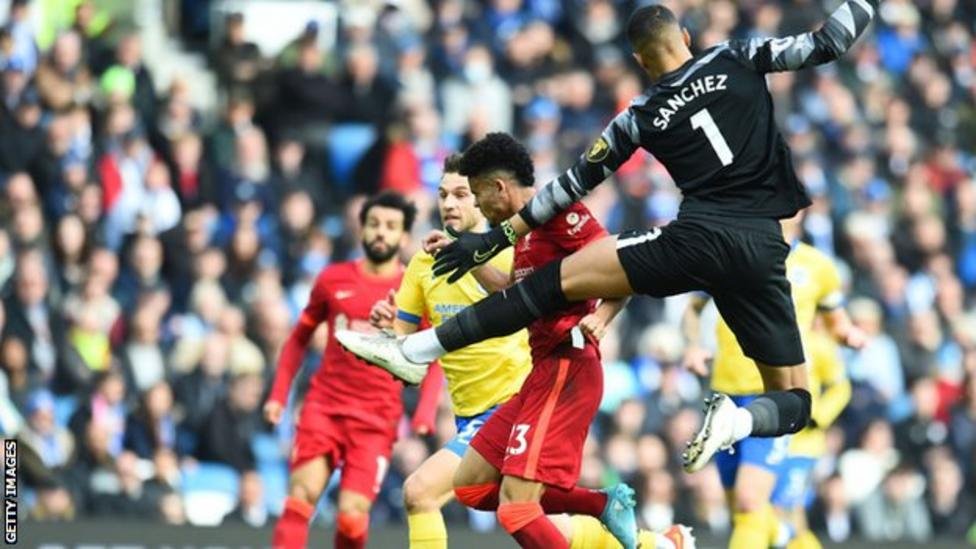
[443,153,464,175]
[459,132,534,188]
[359,190,417,232]
[626,5,680,53]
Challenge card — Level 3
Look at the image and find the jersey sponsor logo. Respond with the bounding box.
[473,244,499,264]
[585,136,610,163]
[567,213,592,236]
[335,290,355,300]
[513,266,535,282]
[433,303,467,317]
[652,74,729,130]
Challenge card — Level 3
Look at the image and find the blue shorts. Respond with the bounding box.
[771,455,817,509]
[445,406,498,457]
[715,396,790,488]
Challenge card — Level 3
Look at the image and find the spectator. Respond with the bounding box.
[173,333,230,436]
[211,12,263,94]
[34,31,92,111]
[440,44,513,138]
[926,448,975,537]
[3,249,68,388]
[857,464,932,542]
[52,214,92,294]
[274,37,345,134]
[118,309,167,393]
[223,470,268,527]
[339,43,395,127]
[123,381,176,459]
[194,370,263,472]
[114,235,168,312]
[0,88,44,173]
[109,34,155,131]
[18,389,76,518]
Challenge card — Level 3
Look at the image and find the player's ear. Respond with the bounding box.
[631,52,646,72]
[682,27,691,47]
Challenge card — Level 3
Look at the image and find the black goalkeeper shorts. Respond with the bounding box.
[616,214,804,366]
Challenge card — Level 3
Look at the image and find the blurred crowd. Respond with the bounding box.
[1,0,975,543]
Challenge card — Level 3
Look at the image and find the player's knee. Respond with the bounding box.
[287,482,319,506]
[403,473,437,513]
[336,511,369,540]
[732,488,767,513]
[788,388,812,433]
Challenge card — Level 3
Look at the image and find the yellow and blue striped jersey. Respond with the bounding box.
[396,248,531,417]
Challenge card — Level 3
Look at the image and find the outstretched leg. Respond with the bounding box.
[407,235,633,362]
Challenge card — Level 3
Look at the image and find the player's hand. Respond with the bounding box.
[263,400,284,426]
[682,346,712,377]
[432,225,511,283]
[423,230,451,254]
[369,289,397,329]
[843,325,868,349]
[578,313,610,341]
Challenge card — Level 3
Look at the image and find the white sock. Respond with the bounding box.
[401,328,447,363]
[732,407,753,441]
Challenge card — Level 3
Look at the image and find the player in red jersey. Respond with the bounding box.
[429,134,640,549]
[265,191,430,549]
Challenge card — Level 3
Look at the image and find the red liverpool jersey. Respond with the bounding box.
[512,202,607,360]
[269,260,405,431]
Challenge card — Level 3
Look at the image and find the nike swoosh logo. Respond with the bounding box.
[473,245,499,264]
[335,291,354,300]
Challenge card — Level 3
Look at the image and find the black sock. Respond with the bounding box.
[744,388,812,437]
[435,259,568,352]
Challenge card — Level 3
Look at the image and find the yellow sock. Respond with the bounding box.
[787,530,822,549]
[407,511,447,549]
[569,515,621,549]
[730,506,776,549]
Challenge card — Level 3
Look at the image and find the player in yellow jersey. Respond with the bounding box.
[369,154,531,549]
[769,328,850,549]
[681,213,863,549]
[371,154,695,549]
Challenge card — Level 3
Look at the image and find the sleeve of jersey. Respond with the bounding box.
[811,343,852,428]
[816,260,845,311]
[268,276,329,405]
[724,0,877,74]
[395,255,426,325]
[522,108,642,228]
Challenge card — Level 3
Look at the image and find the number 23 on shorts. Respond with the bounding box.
[507,424,530,456]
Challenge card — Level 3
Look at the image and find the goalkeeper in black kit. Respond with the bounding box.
[338,0,880,474]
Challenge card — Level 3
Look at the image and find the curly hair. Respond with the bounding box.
[458,132,535,188]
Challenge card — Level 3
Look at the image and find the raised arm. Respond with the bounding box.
[431,110,642,281]
[725,0,878,73]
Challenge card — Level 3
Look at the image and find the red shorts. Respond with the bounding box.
[470,342,603,490]
[291,399,395,501]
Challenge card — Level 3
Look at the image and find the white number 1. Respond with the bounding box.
[690,109,734,166]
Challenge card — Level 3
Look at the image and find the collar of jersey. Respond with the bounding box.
[655,56,698,86]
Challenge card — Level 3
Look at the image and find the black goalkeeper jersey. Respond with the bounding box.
[523,0,878,226]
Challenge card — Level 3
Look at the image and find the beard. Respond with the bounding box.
[362,238,399,263]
